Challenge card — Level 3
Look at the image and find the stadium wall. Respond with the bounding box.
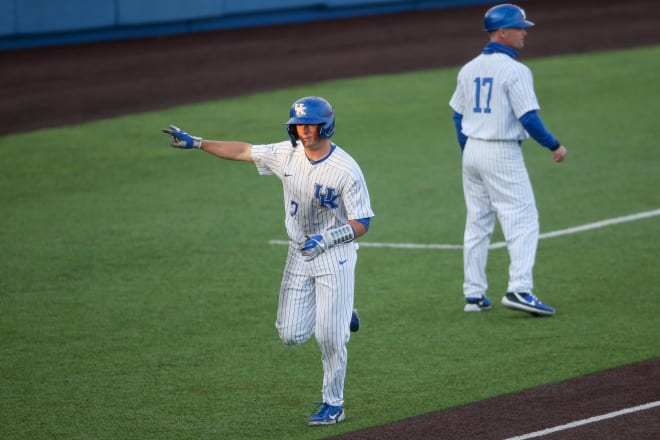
[0,0,497,51]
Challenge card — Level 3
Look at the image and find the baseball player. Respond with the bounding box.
[449,4,567,316]
[162,96,374,426]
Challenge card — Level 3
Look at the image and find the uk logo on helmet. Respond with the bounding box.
[294,103,307,117]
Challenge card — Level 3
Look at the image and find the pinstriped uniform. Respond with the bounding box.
[251,140,374,407]
[450,51,540,298]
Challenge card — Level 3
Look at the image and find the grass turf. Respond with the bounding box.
[1,46,659,439]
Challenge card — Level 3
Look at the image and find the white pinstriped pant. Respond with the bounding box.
[275,242,357,407]
[461,138,539,298]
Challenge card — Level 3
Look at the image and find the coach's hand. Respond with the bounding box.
[552,145,567,163]
[162,125,203,149]
[300,234,329,261]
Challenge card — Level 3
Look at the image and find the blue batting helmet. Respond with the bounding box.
[286,96,335,143]
[484,4,534,32]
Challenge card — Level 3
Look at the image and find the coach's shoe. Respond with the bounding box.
[308,403,345,426]
[350,309,360,332]
[502,292,555,317]
[464,295,492,312]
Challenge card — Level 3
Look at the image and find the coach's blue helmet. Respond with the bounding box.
[484,3,534,31]
[286,96,335,144]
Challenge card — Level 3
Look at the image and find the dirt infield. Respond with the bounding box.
[2,0,659,437]
[2,0,660,136]
[330,357,660,439]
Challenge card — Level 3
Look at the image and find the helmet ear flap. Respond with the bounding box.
[319,119,335,139]
[287,124,299,146]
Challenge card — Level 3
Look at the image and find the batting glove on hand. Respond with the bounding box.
[299,224,356,261]
[162,125,203,149]
[300,234,329,261]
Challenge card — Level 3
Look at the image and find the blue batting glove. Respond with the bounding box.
[162,125,203,149]
[300,234,328,261]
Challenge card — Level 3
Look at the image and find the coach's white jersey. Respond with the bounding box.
[251,141,374,244]
[450,52,539,142]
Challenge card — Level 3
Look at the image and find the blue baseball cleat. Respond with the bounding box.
[464,295,492,312]
[308,402,345,426]
[502,292,555,316]
[350,309,360,332]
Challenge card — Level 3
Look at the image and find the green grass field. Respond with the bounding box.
[1,45,659,439]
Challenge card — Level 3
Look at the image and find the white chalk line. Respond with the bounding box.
[504,400,660,440]
[268,208,660,249]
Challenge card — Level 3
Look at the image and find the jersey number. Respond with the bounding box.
[290,200,298,217]
[473,77,493,113]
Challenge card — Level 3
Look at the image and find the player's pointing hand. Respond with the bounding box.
[162,125,203,149]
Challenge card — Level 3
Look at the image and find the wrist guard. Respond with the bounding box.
[324,224,355,247]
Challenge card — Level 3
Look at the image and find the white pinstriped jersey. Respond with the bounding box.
[251,140,374,243]
[450,52,539,142]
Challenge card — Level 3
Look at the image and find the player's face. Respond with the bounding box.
[295,124,322,149]
[500,28,527,50]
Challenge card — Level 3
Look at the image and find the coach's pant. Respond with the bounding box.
[461,138,539,298]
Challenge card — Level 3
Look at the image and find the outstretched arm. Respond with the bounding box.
[162,125,253,162]
[200,140,253,162]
